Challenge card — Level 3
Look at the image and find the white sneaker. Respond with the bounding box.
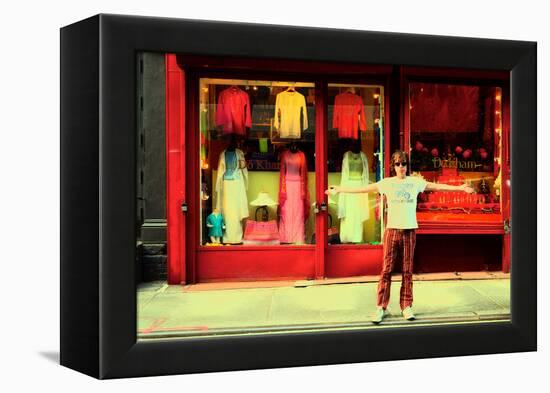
[371,307,386,324]
[402,306,416,321]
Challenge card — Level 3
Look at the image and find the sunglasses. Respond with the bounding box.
[394,161,408,167]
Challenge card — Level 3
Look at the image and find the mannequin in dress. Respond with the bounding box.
[338,139,370,243]
[278,142,310,244]
[215,135,249,244]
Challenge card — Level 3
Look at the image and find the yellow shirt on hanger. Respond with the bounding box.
[274,90,308,138]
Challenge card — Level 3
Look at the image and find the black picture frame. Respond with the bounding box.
[60,14,536,379]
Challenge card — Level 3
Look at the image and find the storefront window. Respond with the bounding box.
[409,82,503,218]
[199,78,316,246]
[326,84,384,245]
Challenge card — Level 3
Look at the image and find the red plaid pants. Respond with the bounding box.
[377,228,416,310]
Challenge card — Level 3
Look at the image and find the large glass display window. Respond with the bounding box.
[326,83,385,245]
[408,82,504,223]
[199,78,316,246]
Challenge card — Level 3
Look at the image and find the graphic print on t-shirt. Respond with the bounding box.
[392,183,415,204]
[377,176,427,229]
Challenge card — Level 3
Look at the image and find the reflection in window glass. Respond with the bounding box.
[409,82,503,216]
[327,84,384,245]
[199,78,316,246]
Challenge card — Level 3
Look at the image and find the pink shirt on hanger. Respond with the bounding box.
[215,86,252,135]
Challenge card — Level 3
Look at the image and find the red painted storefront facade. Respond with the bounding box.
[165,54,511,285]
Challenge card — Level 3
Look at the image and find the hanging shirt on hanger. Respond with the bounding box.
[215,86,252,135]
[333,92,367,139]
[274,90,308,138]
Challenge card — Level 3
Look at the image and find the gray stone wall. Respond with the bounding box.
[137,52,167,281]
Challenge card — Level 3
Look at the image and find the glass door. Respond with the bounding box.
[324,83,386,278]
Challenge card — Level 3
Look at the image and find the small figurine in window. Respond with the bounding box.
[478,177,490,203]
[206,208,225,244]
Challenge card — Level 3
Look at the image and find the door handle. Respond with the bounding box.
[314,202,327,213]
[181,202,188,213]
[503,219,511,234]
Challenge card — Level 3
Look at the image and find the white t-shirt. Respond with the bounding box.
[376,176,428,229]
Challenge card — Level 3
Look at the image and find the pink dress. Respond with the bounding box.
[278,150,309,244]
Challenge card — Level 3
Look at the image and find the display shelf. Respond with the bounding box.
[417,211,503,234]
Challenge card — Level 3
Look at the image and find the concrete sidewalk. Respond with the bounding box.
[137,273,510,340]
